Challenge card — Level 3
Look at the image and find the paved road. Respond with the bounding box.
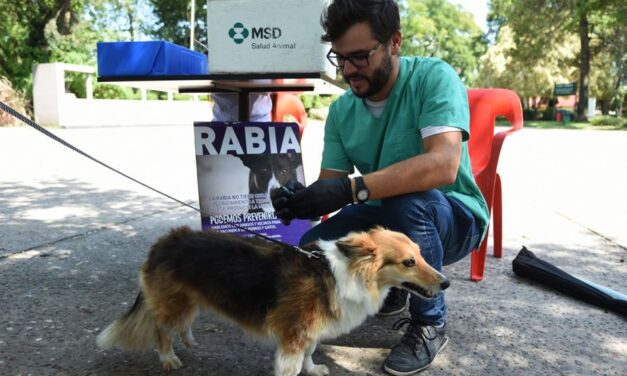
[0,122,625,375]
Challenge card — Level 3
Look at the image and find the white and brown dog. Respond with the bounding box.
[97,226,449,376]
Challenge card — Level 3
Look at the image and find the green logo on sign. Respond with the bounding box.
[228,22,249,44]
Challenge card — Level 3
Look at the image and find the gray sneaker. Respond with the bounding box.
[377,288,409,317]
[383,318,449,375]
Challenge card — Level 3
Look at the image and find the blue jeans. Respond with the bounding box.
[299,190,482,326]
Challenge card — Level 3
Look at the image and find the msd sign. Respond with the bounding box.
[228,22,283,45]
[207,0,335,76]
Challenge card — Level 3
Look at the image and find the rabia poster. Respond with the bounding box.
[194,121,310,245]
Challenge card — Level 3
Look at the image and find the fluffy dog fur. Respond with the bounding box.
[97,226,449,376]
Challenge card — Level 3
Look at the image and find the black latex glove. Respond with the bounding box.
[289,177,353,219]
[271,180,305,225]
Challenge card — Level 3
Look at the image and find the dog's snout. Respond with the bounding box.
[440,279,450,290]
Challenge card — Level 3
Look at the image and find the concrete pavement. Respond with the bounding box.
[0,121,625,375]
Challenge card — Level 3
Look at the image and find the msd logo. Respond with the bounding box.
[228,22,282,44]
[228,22,249,44]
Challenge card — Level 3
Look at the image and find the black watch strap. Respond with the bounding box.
[354,176,369,204]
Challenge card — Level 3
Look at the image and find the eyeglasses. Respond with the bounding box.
[326,43,381,69]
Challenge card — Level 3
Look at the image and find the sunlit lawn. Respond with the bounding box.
[496,119,626,131]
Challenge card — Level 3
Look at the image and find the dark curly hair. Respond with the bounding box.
[320,0,400,43]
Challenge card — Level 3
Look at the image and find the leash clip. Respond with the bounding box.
[294,247,321,259]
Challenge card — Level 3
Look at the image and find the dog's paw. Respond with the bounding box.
[182,338,198,348]
[160,354,183,370]
[305,364,329,376]
[181,329,197,348]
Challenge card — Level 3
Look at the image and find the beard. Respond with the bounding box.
[343,52,393,99]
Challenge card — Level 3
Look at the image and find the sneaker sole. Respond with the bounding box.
[376,294,409,317]
[382,336,449,376]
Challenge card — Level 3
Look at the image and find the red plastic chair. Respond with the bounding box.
[271,92,308,140]
[467,88,523,281]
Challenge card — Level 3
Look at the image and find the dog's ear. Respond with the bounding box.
[368,225,388,235]
[335,240,355,259]
[335,232,377,259]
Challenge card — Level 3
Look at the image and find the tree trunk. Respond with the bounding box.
[600,100,609,115]
[56,0,74,35]
[611,65,624,117]
[576,13,590,121]
[125,1,135,41]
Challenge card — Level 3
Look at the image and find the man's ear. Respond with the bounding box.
[390,31,402,55]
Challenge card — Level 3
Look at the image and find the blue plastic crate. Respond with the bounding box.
[97,41,208,77]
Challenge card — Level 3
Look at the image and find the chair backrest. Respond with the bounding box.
[467,88,523,174]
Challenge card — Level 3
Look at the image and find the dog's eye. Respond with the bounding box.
[402,259,416,268]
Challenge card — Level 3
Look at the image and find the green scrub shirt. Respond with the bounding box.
[322,56,489,237]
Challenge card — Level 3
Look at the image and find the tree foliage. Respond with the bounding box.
[477,25,578,103]
[486,0,626,119]
[0,0,156,99]
[399,0,487,85]
[0,0,88,95]
[3,0,622,117]
[148,0,206,50]
[86,0,154,41]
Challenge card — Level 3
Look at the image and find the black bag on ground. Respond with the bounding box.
[512,246,627,317]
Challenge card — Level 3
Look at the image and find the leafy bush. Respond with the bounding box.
[589,116,626,128]
[93,84,207,101]
[65,72,89,98]
[299,94,314,110]
[299,94,338,112]
[523,108,541,120]
[0,77,28,126]
[542,108,557,121]
[93,84,134,100]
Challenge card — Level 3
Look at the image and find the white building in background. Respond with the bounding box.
[32,63,213,128]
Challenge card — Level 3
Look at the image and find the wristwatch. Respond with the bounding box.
[354,176,370,204]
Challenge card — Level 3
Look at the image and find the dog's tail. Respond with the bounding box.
[96,292,157,351]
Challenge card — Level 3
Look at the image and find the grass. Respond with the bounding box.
[495,119,626,131]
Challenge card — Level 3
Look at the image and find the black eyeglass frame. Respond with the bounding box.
[326,43,382,69]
